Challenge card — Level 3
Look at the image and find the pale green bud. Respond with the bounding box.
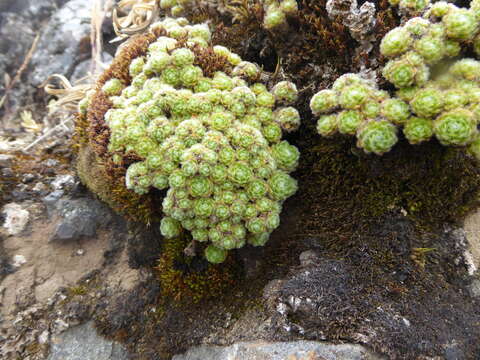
[443,9,478,40]
[449,59,480,81]
[339,85,370,109]
[193,198,215,217]
[434,109,477,146]
[310,89,338,115]
[316,114,338,137]
[204,245,227,263]
[228,163,253,184]
[129,57,145,76]
[414,36,445,64]
[272,81,298,105]
[275,107,301,132]
[381,99,410,125]
[232,61,261,80]
[337,110,364,135]
[247,180,268,200]
[248,232,270,246]
[356,120,398,155]
[268,171,298,200]
[280,0,298,14]
[410,88,443,118]
[102,78,123,96]
[188,24,211,42]
[260,123,281,143]
[160,217,182,238]
[172,48,195,67]
[263,5,286,29]
[271,141,300,171]
[403,117,433,145]
[380,28,412,58]
[189,176,213,197]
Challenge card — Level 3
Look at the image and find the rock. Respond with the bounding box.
[12,255,27,268]
[172,341,383,360]
[21,173,36,183]
[42,190,65,216]
[47,321,128,360]
[38,329,50,344]
[51,174,76,191]
[42,159,60,168]
[32,182,49,193]
[468,279,480,298]
[29,0,95,87]
[298,250,320,267]
[326,0,376,42]
[0,154,13,167]
[70,53,113,84]
[0,0,60,19]
[1,168,14,177]
[464,210,480,273]
[50,197,112,242]
[2,203,30,235]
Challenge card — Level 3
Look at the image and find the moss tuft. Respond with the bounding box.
[156,235,241,303]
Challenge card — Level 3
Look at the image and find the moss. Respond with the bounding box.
[76,141,161,224]
[296,130,480,238]
[156,235,241,303]
[68,285,88,296]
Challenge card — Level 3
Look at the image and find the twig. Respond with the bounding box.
[0,34,40,110]
[22,116,74,153]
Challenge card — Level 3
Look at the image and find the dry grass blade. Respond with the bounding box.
[20,111,42,133]
[0,34,40,110]
[112,0,159,37]
[42,74,93,113]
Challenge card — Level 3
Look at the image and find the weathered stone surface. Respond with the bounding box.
[29,0,95,86]
[464,210,480,273]
[47,322,129,360]
[172,341,383,360]
[1,203,30,235]
[50,197,112,242]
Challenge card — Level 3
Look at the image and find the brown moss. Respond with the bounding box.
[76,143,160,224]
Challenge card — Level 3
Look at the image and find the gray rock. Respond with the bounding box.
[468,279,480,298]
[0,154,13,167]
[70,53,113,84]
[2,203,30,235]
[47,322,129,360]
[29,0,95,87]
[172,341,383,360]
[42,190,65,216]
[50,174,76,191]
[0,0,59,18]
[50,197,112,241]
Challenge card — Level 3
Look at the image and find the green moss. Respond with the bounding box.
[156,235,241,303]
[298,133,480,233]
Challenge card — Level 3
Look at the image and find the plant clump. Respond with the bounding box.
[83,17,301,263]
[159,0,195,17]
[388,0,431,15]
[310,1,480,159]
[261,0,298,30]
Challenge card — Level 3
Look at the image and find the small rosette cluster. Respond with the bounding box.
[388,0,431,15]
[310,64,480,155]
[99,18,301,263]
[310,1,480,159]
[261,0,298,30]
[159,0,195,17]
[380,1,480,89]
[310,74,399,155]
